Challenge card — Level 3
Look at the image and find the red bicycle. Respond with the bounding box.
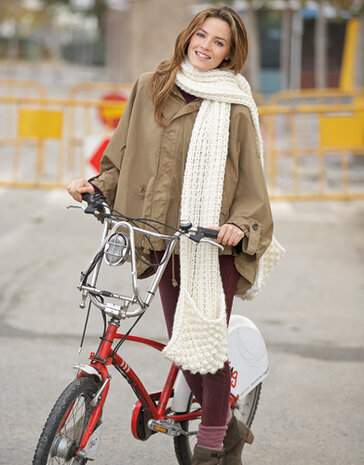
[33,194,268,465]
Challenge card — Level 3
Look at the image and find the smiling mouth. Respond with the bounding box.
[195,51,211,60]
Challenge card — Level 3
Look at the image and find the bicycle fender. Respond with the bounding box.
[228,314,269,398]
[172,314,268,412]
[74,364,103,381]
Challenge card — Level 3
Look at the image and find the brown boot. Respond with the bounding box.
[220,415,254,465]
[192,445,224,465]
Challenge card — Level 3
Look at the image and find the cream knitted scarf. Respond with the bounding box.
[162,59,284,375]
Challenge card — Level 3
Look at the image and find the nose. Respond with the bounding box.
[200,38,211,51]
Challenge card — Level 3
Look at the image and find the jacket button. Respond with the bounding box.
[252,223,259,231]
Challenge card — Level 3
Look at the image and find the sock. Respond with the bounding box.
[196,424,228,450]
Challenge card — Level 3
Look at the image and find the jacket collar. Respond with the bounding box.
[169,84,202,122]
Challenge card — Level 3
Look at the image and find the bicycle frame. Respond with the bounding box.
[74,320,205,458]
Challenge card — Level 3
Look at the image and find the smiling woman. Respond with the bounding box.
[187,17,231,71]
[148,6,248,125]
[67,5,281,465]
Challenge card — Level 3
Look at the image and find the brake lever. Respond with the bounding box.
[200,238,224,251]
[189,232,224,251]
[66,204,86,212]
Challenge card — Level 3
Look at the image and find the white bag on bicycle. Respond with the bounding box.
[172,314,268,411]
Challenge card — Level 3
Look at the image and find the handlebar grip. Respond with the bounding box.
[189,227,219,243]
[81,193,107,214]
[81,193,94,204]
[197,227,219,239]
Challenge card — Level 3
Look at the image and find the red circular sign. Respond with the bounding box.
[98,92,127,129]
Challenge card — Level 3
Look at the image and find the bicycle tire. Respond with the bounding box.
[33,377,99,465]
[173,383,262,465]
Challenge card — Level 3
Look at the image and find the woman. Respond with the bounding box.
[68,6,282,465]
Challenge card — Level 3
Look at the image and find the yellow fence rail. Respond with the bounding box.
[267,87,364,105]
[0,78,47,98]
[68,81,134,100]
[0,92,363,200]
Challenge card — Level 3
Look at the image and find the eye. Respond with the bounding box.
[215,40,224,47]
[196,32,205,38]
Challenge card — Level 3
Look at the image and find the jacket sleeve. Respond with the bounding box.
[89,78,140,208]
[227,108,273,258]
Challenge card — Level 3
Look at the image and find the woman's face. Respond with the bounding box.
[187,17,231,72]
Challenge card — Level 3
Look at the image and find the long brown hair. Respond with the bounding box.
[148,6,248,126]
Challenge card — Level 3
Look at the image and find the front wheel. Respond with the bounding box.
[33,377,99,465]
[174,383,262,465]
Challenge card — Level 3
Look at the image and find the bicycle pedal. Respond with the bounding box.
[147,419,184,437]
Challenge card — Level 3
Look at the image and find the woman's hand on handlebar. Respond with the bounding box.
[210,224,244,247]
[67,178,95,203]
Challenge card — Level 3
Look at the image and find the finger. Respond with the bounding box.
[219,225,244,246]
[228,228,244,246]
[218,225,230,245]
[70,191,82,202]
[228,234,242,246]
[67,179,82,193]
[78,185,94,194]
[227,226,244,245]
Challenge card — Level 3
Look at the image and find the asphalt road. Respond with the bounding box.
[0,188,363,465]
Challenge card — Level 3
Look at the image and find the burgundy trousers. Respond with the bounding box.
[156,252,240,427]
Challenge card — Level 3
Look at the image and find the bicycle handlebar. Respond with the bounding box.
[73,193,223,319]
[80,193,220,244]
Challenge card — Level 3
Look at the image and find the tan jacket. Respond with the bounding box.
[91,72,273,295]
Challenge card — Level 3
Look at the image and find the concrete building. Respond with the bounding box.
[104,0,364,96]
[105,0,194,82]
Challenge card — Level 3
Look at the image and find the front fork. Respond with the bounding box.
[73,364,110,460]
[75,321,120,458]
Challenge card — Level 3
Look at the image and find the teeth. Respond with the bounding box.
[196,51,210,59]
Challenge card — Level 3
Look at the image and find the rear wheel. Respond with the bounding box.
[233,383,262,428]
[173,383,262,465]
[33,377,99,465]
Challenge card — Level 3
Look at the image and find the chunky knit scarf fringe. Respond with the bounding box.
[162,60,285,375]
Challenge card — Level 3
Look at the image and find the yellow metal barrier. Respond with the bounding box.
[261,88,364,199]
[0,80,49,165]
[67,82,134,171]
[0,93,363,200]
[0,96,129,189]
[260,102,364,200]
